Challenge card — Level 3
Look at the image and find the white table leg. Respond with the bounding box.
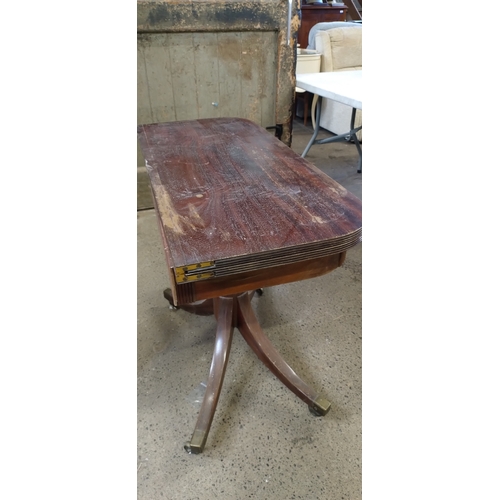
[311,94,319,130]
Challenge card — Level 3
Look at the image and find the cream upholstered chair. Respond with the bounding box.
[306,21,360,51]
[311,25,362,140]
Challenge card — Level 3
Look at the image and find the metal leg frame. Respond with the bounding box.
[301,96,362,173]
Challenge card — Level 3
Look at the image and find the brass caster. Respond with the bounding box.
[184,442,201,454]
[308,397,331,417]
[308,405,323,417]
[163,289,178,310]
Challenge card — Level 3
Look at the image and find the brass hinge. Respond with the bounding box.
[174,261,215,283]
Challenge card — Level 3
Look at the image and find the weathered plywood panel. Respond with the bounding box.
[137,0,285,33]
[192,33,220,119]
[216,32,243,119]
[168,33,200,121]
[143,35,176,123]
[239,34,260,124]
[137,44,152,167]
[137,44,153,125]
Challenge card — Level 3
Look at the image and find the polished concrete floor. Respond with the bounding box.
[137,119,362,499]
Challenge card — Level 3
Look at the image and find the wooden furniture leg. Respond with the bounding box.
[235,292,331,416]
[178,290,329,454]
[184,296,235,454]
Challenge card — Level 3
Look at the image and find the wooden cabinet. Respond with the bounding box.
[298,4,348,49]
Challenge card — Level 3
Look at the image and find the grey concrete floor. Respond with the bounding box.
[137,119,362,500]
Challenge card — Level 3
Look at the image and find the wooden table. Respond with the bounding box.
[138,117,362,454]
[296,70,362,172]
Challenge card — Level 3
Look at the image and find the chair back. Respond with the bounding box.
[315,26,362,72]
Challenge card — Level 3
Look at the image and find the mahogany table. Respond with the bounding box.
[137,118,362,454]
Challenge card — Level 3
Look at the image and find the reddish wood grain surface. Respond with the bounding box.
[138,118,361,272]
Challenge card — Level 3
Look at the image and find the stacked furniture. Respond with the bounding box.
[297,2,347,49]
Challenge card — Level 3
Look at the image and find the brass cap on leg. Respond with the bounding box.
[309,397,331,416]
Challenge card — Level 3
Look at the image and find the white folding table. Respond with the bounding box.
[296,70,362,173]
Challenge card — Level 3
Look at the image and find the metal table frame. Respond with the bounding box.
[296,71,362,173]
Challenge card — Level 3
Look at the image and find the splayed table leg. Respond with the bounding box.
[236,292,331,417]
[184,296,235,454]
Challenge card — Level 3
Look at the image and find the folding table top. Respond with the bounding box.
[138,118,361,285]
[295,70,362,109]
